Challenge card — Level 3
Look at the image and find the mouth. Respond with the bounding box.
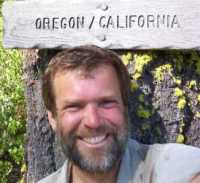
[78,134,109,147]
[81,135,108,144]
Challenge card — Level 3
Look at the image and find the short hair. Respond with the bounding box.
[42,45,131,116]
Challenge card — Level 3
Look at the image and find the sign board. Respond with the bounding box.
[2,0,200,49]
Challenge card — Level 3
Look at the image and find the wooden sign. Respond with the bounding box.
[2,0,200,49]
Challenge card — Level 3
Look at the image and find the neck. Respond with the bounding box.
[71,162,120,183]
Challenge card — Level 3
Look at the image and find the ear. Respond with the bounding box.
[47,110,57,131]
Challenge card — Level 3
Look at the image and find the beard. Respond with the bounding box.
[57,115,130,174]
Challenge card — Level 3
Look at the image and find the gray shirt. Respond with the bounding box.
[38,139,200,183]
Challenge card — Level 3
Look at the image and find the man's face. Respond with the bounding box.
[49,65,129,173]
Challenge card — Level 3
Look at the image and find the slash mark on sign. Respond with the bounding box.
[89,16,95,29]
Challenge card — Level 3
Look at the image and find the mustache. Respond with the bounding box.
[75,123,118,138]
[58,122,118,142]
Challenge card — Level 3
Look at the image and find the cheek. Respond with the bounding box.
[100,108,125,127]
[59,112,81,134]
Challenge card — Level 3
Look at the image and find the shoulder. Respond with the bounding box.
[151,143,200,183]
[38,170,61,183]
[37,161,68,183]
[127,139,200,161]
[155,142,200,163]
[127,139,200,182]
[127,139,164,161]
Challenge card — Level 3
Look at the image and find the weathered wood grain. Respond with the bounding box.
[2,0,200,49]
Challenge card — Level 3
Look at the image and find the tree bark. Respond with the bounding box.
[24,50,59,182]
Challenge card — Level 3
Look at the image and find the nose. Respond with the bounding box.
[82,104,101,129]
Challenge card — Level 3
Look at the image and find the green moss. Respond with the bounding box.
[130,81,139,92]
[172,77,182,85]
[122,51,154,80]
[190,51,200,75]
[178,120,185,134]
[122,52,133,66]
[176,119,185,144]
[133,53,153,80]
[138,94,145,102]
[176,134,185,144]
[136,105,152,119]
[198,95,200,103]
[177,97,186,110]
[141,123,150,130]
[0,17,2,34]
[172,51,184,73]
[187,80,197,89]
[196,60,200,75]
[122,55,130,66]
[195,112,200,118]
[153,64,172,82]
[155,127,162,136]
[174,88,186,110]
[126,52,133,60]
[174,87,184,97]
[133,73,142,81]
[172,51,200,75]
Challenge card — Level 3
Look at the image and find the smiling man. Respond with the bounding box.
[39,45,200,183]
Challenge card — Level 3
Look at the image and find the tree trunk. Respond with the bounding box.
[24,50,60,182]
[25,50,200,182]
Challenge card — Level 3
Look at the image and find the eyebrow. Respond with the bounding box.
[62,100,85,107]
[61,95,120,106]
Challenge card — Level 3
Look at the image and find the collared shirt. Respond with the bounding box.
[38,139,200,183]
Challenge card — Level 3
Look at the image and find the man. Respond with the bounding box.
[39,45,200,183]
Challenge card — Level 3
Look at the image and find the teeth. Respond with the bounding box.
[82,135,106,144]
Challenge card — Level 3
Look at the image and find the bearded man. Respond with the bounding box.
[39,45,200,183]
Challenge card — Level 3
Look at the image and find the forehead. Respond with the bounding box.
[53,64,118,82]
[52,64,121,98]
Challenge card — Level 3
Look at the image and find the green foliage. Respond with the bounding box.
[130,81,139,92]
[187,80,197,89]
[174,87,186,110]
[176,120,185,144]
[198,95,200,103]
[190,51,200,75]
[136,105,152,119]
[122,52,132,66]
[122,52,154,80]
[174,87,184,97]
[195,112,200,119]
[153,64,172,82]
[138,94,145,103]
[0,12,26,183]
[0,0,3,9]
[177,98,186,110]
[122,50,200,145]
[133,53,153,80]
[173,77,181,85]
[176,134,185,144]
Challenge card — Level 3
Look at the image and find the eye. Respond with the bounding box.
[99,100,117,109]
[64,104,81,112]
